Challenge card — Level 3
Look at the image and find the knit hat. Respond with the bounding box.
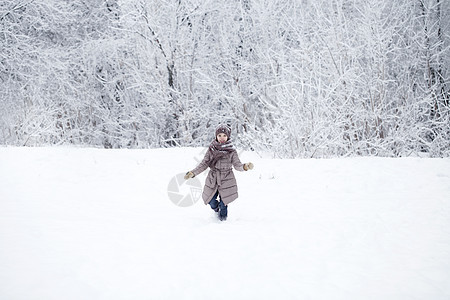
[215,124,231,138]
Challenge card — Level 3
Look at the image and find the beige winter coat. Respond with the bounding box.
[192,149,245,205]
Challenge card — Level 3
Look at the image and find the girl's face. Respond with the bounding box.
[217,133,228,143]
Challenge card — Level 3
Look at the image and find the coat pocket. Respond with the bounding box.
[220,171,236,189]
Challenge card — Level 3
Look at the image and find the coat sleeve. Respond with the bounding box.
[231,150,245,172]
[192,150,211,176]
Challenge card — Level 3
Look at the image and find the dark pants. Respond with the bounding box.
[209,191,227,218]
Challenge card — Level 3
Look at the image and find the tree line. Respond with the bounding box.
[1,0,448,157]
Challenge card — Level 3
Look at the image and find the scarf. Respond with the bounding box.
[208,139,235,168]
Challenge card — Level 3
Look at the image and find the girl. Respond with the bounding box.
[184,125,253,221]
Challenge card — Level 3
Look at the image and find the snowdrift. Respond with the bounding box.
[1,147,449,299]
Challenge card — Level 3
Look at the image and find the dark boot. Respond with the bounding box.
[218,200,227,221]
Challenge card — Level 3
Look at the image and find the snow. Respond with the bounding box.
[1,147,449,299]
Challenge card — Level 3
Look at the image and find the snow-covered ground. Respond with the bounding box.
[1,147,449,300]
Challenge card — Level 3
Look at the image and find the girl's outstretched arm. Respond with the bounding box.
[191,150,211,176]
[231,151,245,171]
[232,151,254,171]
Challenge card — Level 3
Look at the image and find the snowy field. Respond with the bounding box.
[1,147,449,300]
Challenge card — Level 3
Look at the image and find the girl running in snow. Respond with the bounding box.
[184,125,253,221]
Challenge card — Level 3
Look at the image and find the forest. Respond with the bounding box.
[1,0,449,157]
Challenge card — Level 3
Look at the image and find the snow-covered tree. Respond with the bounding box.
[1,0,448,157]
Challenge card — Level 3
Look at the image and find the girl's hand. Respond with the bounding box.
[184,171,195,180]
[243,163,254,171]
